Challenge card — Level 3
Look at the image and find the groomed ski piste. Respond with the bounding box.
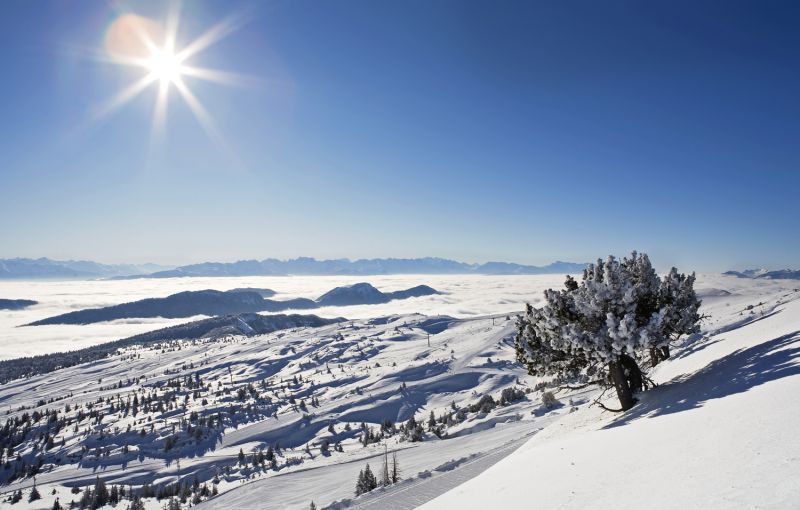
[0,274,798,509]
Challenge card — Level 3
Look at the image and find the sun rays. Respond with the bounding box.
[93,3,252,146]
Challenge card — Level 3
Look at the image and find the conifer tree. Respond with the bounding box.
[362,463,377,492]
[380,448,391,487]
[515,252,701,411]
[355,469,365,496]
[390,452,401,483]
[28,485,41,502]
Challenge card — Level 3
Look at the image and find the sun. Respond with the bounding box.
[146,47,184,85]
[94,5,252,145]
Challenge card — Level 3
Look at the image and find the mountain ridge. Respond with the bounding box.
[26,283,440,326]
[114,257,589,279]
[0,256,590,279]
[724,268,800,280]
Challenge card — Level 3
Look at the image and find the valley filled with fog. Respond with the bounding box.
[0,275,572,359]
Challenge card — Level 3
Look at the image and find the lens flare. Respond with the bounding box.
[94,3,252,146]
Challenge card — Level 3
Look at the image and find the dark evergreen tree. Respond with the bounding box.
[390,452,401,483]
[354,469,365,496]
[362,463,377,492]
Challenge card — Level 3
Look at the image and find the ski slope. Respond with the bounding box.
[0,274,797,509]
[422,278,800,509]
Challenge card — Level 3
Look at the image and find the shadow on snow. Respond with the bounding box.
[606,331,800,429]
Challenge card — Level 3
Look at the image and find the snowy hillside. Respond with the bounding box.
[0,308,545,509]
[423,278,800,509]
[0,275,796,509]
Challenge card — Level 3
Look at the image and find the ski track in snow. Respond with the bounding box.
[340,433,531,510]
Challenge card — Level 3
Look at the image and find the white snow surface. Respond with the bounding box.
[422,277,800,510]
[0,274,798,509]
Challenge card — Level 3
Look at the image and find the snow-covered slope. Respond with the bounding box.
[0,275,796,509]
[422,280,800,509]
[0,308,551,509]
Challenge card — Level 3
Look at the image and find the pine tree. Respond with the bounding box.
[362,463,377,492]
[355,469,365,496]
[380,448,391,487]
[129,496,146,510]
[515,252,701,411]
[390,452,401,483]
[28,485,41,502]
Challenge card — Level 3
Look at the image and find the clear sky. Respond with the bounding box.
[0,0,797,271]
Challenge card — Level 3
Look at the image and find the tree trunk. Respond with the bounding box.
[649,347,661,367]
[619,354,643,393]
[608,360,635,411]
[660,345,671,359]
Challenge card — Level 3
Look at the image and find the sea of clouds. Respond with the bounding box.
[0,274,568,359]
[0,272,769,360]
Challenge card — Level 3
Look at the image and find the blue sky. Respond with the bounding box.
[0,0,797,271]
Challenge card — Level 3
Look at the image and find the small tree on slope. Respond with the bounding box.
[515,252,701,411]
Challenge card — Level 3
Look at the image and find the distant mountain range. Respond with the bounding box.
[113,257,588,278]
[0,257,588,279]
[26,283,439,326]
[724,268,800,280]
[0,258,173,279]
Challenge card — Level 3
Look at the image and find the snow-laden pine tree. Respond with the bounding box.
[380,449,391,487]
[363,463,378,492]
[515,252,701,411]
[653,267,702,364]
[390,452,401,483]
[355,469,365,496]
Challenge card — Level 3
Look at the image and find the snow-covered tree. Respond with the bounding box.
[355,469,366,496]
[390,452,401,484]
[354,463,378,496]
[380,449,391,487]
[652,267,702,364]
[515,252,701,411]
[363,463,377,492]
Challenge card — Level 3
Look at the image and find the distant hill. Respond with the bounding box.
[0,299,37,310]
[26,283,439,326]
[724,268,800,280]
[0,258,173,279]
[315,283,438,306]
